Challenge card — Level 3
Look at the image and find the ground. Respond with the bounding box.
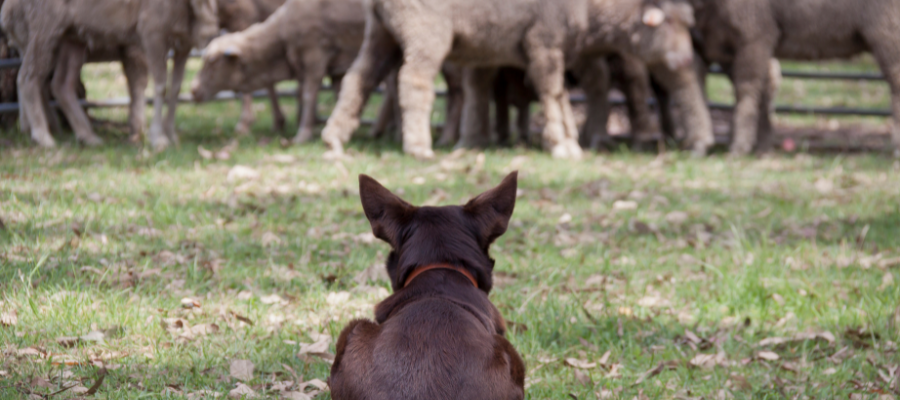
[0,58,899,399]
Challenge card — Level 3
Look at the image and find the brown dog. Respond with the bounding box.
[329,172,525,400]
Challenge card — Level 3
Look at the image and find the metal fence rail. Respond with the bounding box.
[0,55,893,118]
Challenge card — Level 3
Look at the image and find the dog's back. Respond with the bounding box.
[333,292,523,399]
[329,173,525,400]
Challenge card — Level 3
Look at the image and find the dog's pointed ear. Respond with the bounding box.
[359,174,414,247]
[464,171,518,244]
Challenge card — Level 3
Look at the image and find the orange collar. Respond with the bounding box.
[403,263,479,289]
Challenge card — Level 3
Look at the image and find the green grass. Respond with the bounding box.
[0,61,899,399]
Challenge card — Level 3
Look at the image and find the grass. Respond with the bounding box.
[0,61,899,399]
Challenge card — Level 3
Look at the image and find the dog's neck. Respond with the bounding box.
[404,263,478,289]
[374,266,507,336]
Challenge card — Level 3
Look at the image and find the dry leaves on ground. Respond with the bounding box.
[0,309,17,327]
[756,351,780,361]
[757,331,835,348]
[230,359,254,381]
[297,332,334,364]
[565,358,597,369]
[689,352,728,369]
[228,383,257,399]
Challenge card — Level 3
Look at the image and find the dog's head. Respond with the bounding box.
[359,172,518,293]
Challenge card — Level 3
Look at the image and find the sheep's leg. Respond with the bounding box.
[293,56,326,144]
[52,41,102,146]
[321,13,401,158]
[649,61,714,156]
[494,71,511,146]
[457,67,496,149]
[867,37,900,157]
[436,63,463,146]
[526,44,582,159]
[145,39,171,150]
[123,46,148,143]
[573,56,611,151]
[515,98,531,145]
[728,44,773,156]
[163,48,189,145]
[396,43,449,159]
[41,82,64,136]
[235,93,255,135]
[267,85,286,132]
[618,55,655,141]
[754,59,781,153]
[370,69,398,140]
[18,30,62,147]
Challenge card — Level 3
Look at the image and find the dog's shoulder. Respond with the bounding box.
[330,318,380,397]
[490,334,526,396]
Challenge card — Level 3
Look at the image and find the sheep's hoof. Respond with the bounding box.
[292,129,314,145]
[79,134,104,147]
[33,131,57,148]
[728,142,753,157]
[323,140,346,161]
[149,132,171,151]
[234,122,251,136]
[550,140,583,160]
[407,147,435,160]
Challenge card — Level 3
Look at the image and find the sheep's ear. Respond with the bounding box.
[642,7,666,27]
[463,171,518,245]
[663,2,695,27]
[359,175,415,247]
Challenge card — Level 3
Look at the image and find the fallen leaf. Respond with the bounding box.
[565,358,597,369]
[634,363,665,385]
[228,383,257,399]
[606,363,621,378]
[573,369,592,387]
[690,352,727,369]
[353,264,390,286]
[70,386,90,395]
[181,298,202,309]
[282,392,311,400]
[261,232,282,247]
[57,336,80,348]
[230,359,255,382]
[326,291,351,306]
[880,272,894,291]
[260,294,286,305]
[756,351,779,361]
[191,323,220,336]
[300,379,328,391]
[758,331,835,347]
[198,146,213,160]
[229,311,254,326]
[80,330,106,343]
[665,211,689,225]
[597,350,611,366]
[780,361,801,373]
[227,165,259,182]
[823,367,837,375]
[771,293,785,306]
[612,200,638,212]
[187,390,223,399]
[814,178,834,194]
[578,338,598,352]
[30,377,52,388]
[0,309,17,327]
